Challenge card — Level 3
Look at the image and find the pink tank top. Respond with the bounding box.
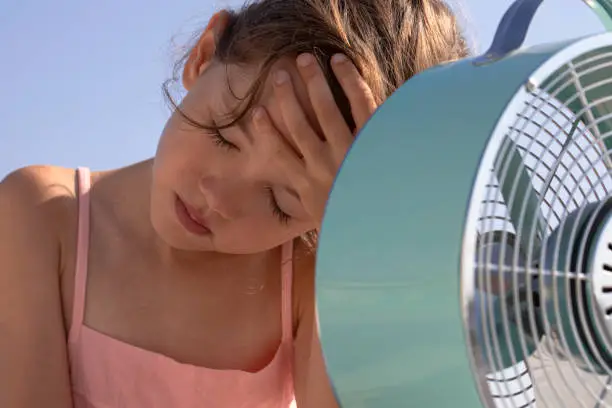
[67,167,296,408]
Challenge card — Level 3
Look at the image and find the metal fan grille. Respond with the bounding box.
[470,45,612,408]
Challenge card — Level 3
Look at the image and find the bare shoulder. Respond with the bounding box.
[2,164,77,204]
[1,165,78,240]
[0,167,78,406]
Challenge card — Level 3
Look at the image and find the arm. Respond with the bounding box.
[292,246,339,408]
[0,167,74,408]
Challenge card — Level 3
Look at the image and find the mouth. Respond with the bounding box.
[174,194,212,236]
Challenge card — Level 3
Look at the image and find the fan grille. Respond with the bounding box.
[469,45,612,407]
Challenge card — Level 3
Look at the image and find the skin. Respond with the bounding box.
[0,9,377,408]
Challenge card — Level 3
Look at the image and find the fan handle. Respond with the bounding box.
[474,0,612,66]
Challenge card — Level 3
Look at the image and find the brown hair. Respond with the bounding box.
[163,0,469,128]
[163,0,470,246]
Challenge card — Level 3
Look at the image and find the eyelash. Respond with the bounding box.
[208,129,238,151]
[265,186,291,225]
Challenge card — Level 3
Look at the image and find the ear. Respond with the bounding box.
[182,10,231,91]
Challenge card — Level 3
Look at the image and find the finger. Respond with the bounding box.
[252,107,311,193]
[272,69,323,162]
[296,53,353,151]
[330,54,378,130]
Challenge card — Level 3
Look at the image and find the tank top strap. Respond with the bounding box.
[280,240,294,344]
[68,167,92,343]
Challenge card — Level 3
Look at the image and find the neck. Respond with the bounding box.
[93,158,159,247]
[154,236,278,286]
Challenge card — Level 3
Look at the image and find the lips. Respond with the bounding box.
[174,194,211,236]
[184,200,208,226]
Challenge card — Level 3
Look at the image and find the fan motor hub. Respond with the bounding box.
[588,207,612,352]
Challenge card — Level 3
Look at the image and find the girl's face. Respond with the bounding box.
[151,58,319,254]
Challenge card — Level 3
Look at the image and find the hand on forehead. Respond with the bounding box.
[266,57,324,136]
[222,57,324,154]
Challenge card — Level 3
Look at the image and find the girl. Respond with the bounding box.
[0,0,468,407]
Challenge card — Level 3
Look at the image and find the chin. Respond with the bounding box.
[156,227,288,255]
[152,223,208,252]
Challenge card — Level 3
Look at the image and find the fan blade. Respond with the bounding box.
[470,231,546,407]
[470,290,539,406]
[473,231,541,371]
[541,49,612,170]
[494,136,548,261]
[475,230,528,295]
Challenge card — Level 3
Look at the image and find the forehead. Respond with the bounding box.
[202,57,318,134]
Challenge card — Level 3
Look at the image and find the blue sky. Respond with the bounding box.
[0,0,605,179]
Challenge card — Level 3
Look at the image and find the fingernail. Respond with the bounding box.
[274,70,289,85]
[332,54,347,65]
[297,53,314,68]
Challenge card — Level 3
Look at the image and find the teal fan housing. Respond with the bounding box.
[315,0,612,407]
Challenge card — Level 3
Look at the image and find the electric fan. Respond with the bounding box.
[315,0,612,407]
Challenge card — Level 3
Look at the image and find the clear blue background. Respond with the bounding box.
[0,0,605,178]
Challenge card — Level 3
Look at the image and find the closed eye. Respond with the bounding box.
[208,129,239,151]
[265,186,291,225]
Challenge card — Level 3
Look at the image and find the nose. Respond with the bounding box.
[198,176,247,220]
